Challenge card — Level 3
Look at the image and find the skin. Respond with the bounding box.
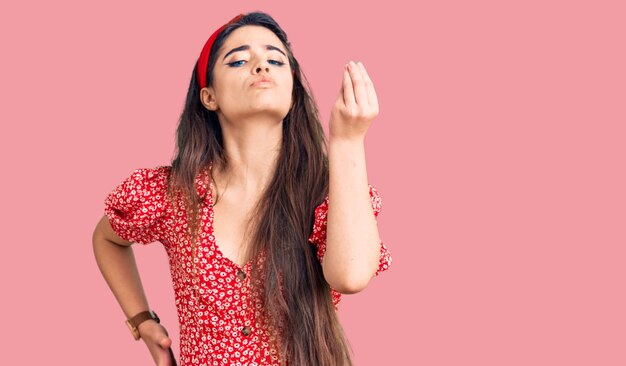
[92,217,175,366]
[93,24,382,366]
[324,60,383,293]
[198,25,294,268]
[200,25,293,199]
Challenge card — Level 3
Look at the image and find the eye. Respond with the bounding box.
[227,60,285,67]
[227,60,246,67]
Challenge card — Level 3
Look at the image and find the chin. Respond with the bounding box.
[250,101,290,113]
[239,107,289,121]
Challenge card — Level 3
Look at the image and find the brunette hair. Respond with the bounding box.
[166,11,353,366]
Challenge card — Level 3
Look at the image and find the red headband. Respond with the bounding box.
[196,14,245,89]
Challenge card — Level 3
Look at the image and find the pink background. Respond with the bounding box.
[2,0,624,365]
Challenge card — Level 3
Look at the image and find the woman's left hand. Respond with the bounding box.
[329,61,379,141]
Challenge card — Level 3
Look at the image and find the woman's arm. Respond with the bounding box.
[92,215,174,365]
[323,61,383,294]
[324,138,382,294]
[93,215,151,319]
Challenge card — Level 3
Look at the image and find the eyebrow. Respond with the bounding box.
[222,44,287,61]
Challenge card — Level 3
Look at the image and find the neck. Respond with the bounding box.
[213,115,283,195]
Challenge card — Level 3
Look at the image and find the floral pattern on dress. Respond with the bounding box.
[104,164,392,366]
[104,166,171,245]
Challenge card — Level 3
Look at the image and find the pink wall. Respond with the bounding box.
[2,1,625,365]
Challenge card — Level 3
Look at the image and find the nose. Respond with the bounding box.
[255,64,270,74]
[253,55,271,74]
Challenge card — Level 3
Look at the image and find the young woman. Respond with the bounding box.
[93,11,392,366]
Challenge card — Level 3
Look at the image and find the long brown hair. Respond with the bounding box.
[165,11,353,365]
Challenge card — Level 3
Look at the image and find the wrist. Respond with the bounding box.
[137,318,158,337]
[329,135,365,146]
[125,310,160,340]
[329,138,366,164]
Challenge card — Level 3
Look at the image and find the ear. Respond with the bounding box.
[200,87,219,111]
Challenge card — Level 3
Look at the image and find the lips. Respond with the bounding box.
[250,77,273,87]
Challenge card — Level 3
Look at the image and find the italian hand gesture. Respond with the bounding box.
[329,61,380,141]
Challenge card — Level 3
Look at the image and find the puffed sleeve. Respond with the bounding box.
[103,166,171,245]
[307,184,393,277]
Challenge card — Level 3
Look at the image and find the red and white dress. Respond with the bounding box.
[104,164,392,366]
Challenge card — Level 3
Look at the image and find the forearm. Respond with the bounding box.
[324,137,381,294]
[93,237,150,319]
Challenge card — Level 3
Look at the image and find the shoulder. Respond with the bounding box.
[104,165,174,215]
[114,165,172,195]
[126,165,171,183]
[103,165,173,245]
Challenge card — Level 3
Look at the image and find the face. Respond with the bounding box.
[200,25,293,124]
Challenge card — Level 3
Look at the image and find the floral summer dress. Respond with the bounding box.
[103,164,392,366]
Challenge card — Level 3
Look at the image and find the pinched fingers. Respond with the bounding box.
[342,61,379,117]
[332,60,380,140]
[356,61,379,113]
[347,61,367,107]
[342,63,355,107]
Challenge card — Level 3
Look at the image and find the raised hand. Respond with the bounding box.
[329,61,380,141]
